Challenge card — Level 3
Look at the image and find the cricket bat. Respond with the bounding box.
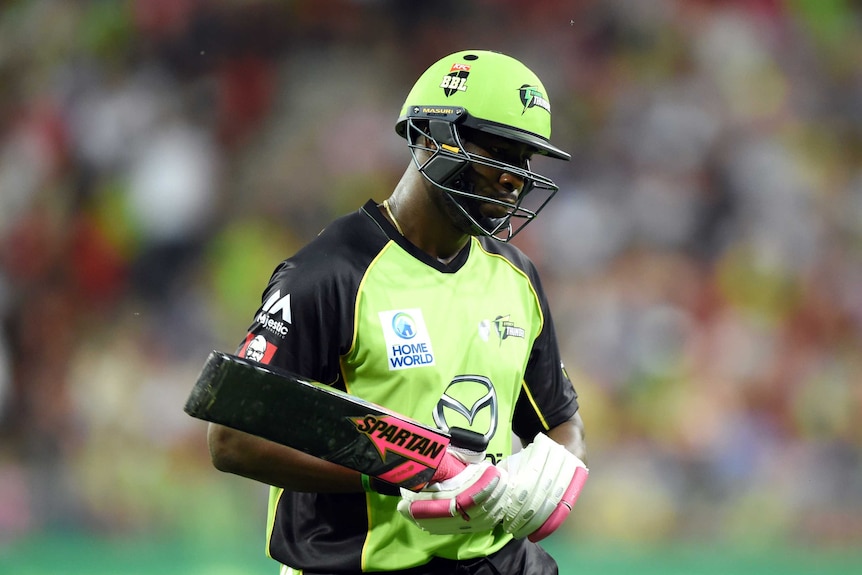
[184,351,485,491]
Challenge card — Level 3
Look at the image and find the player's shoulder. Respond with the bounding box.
[321,203,386,246]
[476,236,539,277]
[266,202,387,289]
[304,204,384,255]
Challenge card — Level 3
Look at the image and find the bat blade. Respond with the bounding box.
[184,351,454,490]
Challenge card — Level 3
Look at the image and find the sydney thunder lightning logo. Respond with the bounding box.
[493,315,525,343]
[519,85,551,115]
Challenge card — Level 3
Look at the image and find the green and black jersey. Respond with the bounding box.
[236,199,579,573]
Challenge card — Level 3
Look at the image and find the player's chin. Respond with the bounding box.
[478,200,513,220]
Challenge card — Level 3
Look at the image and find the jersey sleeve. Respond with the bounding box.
[234,262,338,385]
[511,261,579,441]
[235,206,387,386]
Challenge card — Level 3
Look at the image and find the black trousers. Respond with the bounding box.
[301,537,558,575]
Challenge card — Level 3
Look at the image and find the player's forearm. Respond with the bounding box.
[546,411,587,464]
[207,423,363,492]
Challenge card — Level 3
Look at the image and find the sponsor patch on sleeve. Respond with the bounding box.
[237,333,278,364]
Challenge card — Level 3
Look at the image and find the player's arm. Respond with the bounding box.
[543,410,587,464]
[207,423,364,493]
[504,348,588,542]
[207,249,363,492]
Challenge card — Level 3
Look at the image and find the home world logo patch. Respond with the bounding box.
[379,308,436,370]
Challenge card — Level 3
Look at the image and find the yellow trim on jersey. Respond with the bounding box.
[472,238,545,328]
[519,378,550,430]
[340,241,397,571]
[344,240,397,391]
[266,487,285,558]
[474,238,551,431]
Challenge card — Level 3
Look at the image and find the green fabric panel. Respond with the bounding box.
[340,239,543,567]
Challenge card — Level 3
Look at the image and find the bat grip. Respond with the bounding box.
[430,427,489,482]
[430,451,467,482]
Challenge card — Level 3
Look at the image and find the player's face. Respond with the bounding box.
[246,335,267,362]
[460,133,533,219]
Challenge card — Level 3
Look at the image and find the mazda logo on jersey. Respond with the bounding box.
[432,375,498,445]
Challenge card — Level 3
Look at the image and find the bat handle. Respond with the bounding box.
[449,427,488,453]
[430,451,467,482]
[430,427,489,482]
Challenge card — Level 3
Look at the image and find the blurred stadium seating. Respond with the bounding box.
[1,1,861,573]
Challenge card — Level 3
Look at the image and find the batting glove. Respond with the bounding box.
[498,433,589,542]
[397,450,509,535]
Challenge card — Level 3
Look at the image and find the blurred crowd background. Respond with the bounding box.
[1,0,861,566]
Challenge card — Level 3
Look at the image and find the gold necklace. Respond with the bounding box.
[382,199,405,236]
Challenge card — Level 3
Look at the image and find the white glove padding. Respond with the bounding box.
[397,460,509,535]
[498,433,588,542]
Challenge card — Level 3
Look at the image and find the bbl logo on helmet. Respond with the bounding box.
[440,63,470,97]
[518,85,551,115]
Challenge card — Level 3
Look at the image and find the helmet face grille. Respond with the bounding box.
[404,118,560,243]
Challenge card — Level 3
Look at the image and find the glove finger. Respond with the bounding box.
[508,452,572,536]
[505,446,563,534]
[408,466,502,521]
[410,514,499,535]
[510,434,553,488]
[497,450,521,476]
[407,497,457,521]
[398,476,508,534]
[452,466,503,518]
[527,465,589,542]
[476,467,510,523]
[507,437,559,512]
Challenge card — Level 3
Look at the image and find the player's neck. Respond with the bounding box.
[382,173,469,263]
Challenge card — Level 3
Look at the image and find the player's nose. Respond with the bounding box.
[499,171,524,196]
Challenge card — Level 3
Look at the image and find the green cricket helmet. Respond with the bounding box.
[395,49,570,242]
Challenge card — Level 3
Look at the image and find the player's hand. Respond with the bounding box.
[497,433,588,542]
[397,451,509,535]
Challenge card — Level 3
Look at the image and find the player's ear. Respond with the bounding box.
[408,120,435,160]
[407,120,431,146]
